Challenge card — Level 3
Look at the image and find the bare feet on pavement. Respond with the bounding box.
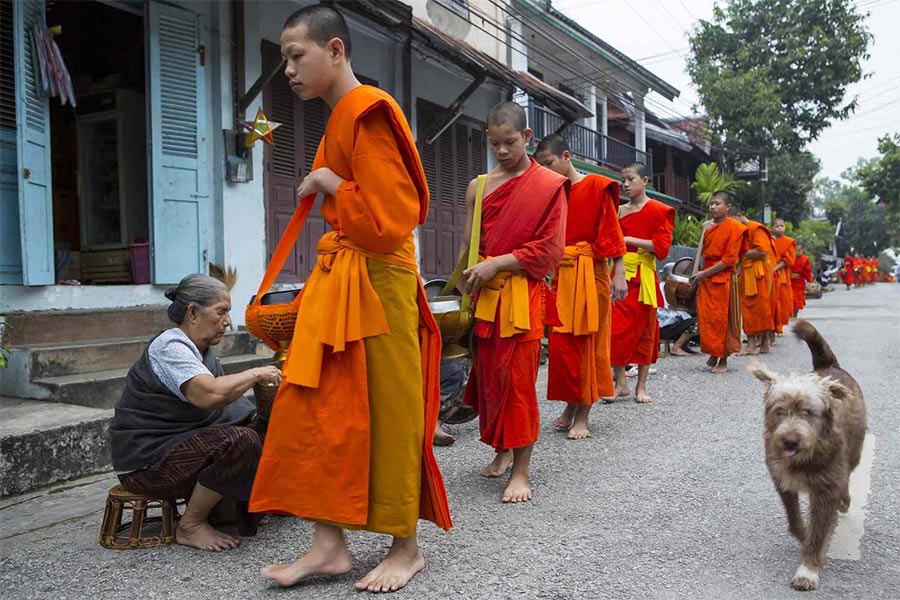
[354,543,425,593]
[566,422,591,440]
[176,519,240,552]
[669,347,691,356]
[502,472,532,503]
[552,405,576,431]
[706,355,718,368]
[635,390,652,404]
[261,541,353,587]
[481,450,513,478]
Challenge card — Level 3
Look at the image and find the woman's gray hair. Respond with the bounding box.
[164,274,228,324]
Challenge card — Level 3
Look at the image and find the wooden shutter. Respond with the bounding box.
[147,1,208,283]
[0,0,23,283]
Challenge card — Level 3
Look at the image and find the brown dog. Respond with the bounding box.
[748,320,866,591]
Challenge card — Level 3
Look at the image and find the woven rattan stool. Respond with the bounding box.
[99,485,186,549]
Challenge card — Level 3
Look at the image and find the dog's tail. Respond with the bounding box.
[793,319,839,370]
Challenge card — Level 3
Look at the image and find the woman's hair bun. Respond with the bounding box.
[164,287,178,301]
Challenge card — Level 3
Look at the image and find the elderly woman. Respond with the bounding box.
[110,274,281,552]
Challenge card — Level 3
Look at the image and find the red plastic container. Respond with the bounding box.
[129,241,151,284]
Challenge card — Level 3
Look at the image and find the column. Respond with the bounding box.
[508,16,528,107]
[584,84,597,131]
[634,95,647,154]
[599,92,608,163]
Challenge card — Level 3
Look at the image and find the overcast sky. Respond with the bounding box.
[552,0,900,180]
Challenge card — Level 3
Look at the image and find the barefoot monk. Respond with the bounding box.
[735,211,776,355]
[772,218,797,333]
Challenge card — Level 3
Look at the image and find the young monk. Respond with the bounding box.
[734,211,776,355]
[249,7,450,593]
[608,163,674,404]
[691,192,747,373]
[791,242,813,317]
[840,255,855,290]
[534,134,626,440]
[771,218,796,332]
[461,101,567,503]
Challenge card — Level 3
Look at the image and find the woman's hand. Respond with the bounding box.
[252,365,282,387]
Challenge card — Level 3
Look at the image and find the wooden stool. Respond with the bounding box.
[99,485,186,549]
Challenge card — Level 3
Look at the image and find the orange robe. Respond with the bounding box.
[548,174,625,405]
[610,199,674,366]
[250,85,451,536]
[791,253,812,312]
[773,235,796,330]
[840,256,855,287]
[463,159,567,451]
[697,218,746,357]
[739,220,776,335]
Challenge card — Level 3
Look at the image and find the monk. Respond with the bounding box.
[461,101,567,503]
[609,163,674,403]
[771,218,796,333]
[840,255,855,290]
[791,242,813,316]
[735,211,775,355]
[691,192,746,374]
[535,133,626,440]
[249,7,450,593]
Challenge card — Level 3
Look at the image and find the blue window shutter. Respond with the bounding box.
[12,0,54,285]
[148,1,208,284]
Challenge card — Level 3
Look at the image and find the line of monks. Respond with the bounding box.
[241,6,871,594]
[840,255,881,288]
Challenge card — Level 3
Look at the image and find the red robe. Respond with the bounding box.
[773,236,796,329]
[463,159,567,451]
[840,256,855,287]
[610,199,675,366]
[791,253,812,312]
[697,218,747,357]
[548,174,625,404]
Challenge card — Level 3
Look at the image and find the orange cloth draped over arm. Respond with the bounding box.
[250,86,451,534]
[463,159,567,451]
[548,174,625,404]
[610,199,674,366]
[773,236,796,328]
[739,220,776,335]
[791,253,812,312]
[697,218,747,357]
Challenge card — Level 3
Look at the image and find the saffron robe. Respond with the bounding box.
[773,235,796,330]
[463,159,567,451]
[697,218,746,357]
[840,256,855,287]
[610,199,674,366]
[739,220,776,335]
[548,174,625,404]
[250,85,451,536]
[791,253,812,312]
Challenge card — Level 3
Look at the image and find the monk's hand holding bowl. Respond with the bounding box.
[463,259,500,294]
[689,270,707,287]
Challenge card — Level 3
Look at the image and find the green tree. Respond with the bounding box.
[854,134,900,245]
[690,162,746,205]
[814,175,890,256]
[739,151,821,224]
[687,0,870,153]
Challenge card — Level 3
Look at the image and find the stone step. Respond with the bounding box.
[3,307,171,346]
[14,330,256,379]
[30,353,272,410]
[0,397,113,497]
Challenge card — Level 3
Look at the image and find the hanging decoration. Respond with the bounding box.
[237,107,282,148]
[31,23,76,107]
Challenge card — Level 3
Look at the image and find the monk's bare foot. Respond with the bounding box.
[502,472,532,503]
[566,422,591,440]
[176,519,239,552]
[481,450,512,478]
[261,541,353,587]
[739,349,759,356]
[710,361,729,374]
[354,542,425,593]
[635,390,652,404]
[706,355,718,368]
[669,347,691,357]
[433,425,456,447]
[552,405,575,431]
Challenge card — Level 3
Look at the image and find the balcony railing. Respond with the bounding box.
[527,103,653,175]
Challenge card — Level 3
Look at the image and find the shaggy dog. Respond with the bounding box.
[748,320,867,591]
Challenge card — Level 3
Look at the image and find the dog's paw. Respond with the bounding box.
[790,565,819,591]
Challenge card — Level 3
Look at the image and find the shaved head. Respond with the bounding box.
[488,101,527,132]
[535,133,569,156]
[623,162,647,178]
[283,5,352,59]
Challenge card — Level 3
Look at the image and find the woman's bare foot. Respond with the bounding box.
[502,472,532,503]
[481,450,512,478]
[634,390,652,404]
[176,519,240,552]
[552,404,576,431]
[355,539,425,593]
[261,540,353,587]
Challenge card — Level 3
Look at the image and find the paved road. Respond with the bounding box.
[2,284,898,599]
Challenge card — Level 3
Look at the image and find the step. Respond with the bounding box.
[0,397,113,497]
[3,307,171,346]
[31,353,273,409]
[16,330,256,379]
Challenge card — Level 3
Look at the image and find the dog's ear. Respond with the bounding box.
[822,377,851,411]
[747,360,778,386]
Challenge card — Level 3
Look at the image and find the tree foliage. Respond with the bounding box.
[690,162,746,205]
[739,151,821,225]
[854,134,900,245]
[813,175,891,256]
[687,0,871,154]
[673,214,703,247]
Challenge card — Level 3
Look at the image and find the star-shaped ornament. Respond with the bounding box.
[238,107,281,147]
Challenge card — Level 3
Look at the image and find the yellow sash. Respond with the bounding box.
[741,256,769,296]
[554,242,599,335]
[474,256,531,338]
[284,231,416,388]
[623,249,658,308]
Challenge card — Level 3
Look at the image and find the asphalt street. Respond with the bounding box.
[2,283,898,599]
